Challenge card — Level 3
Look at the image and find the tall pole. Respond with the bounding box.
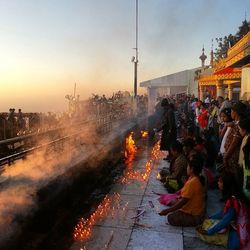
[134,0,138,98]
[73,82,76,98]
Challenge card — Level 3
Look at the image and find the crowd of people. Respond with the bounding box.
[86,91,147,119]
[0,92,148,140]
[0,109,71,140]
[152,95,250,249]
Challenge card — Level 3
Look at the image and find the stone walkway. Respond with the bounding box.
[71,143,225,250]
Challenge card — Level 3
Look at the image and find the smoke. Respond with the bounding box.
[0,116,111,243]
[139,0,221,77]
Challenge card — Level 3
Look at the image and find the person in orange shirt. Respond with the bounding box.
[159,153,206,226]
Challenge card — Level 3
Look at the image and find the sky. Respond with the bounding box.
[0,0,249,112]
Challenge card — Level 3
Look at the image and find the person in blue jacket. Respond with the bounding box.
[198,172,250,250]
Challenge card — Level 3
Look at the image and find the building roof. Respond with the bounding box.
[140,67,200,88]
[214,67,236,75]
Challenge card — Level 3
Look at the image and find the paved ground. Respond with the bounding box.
[70,142,225,250]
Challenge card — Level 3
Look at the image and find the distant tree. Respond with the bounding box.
[214,20,250,61]
[236,20,250,39]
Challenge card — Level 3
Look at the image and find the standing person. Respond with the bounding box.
[238,118,250,201]
[209,100,219,136]
[7,108,16,138]
[219,108,234,159]
[222,102,246,172]
[217,96,231,124]
[221,104,245,174]
[17,109,25,134]
[159,98,177,160]
[198,102,209,131]
[159,153,205,226]
[0,113,7,140]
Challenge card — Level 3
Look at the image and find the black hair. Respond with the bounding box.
[170,141,183,153]
[231,101,247,119]
[161,98,169,107]
[195,136,204,145]
[211,100,218,106]
[188,153,205,185]
[221,108,232,120]
[239,118,250,132]
[183,138,195,149]
[169,103,175,110]
[220,171,243,200]
[243,138,250,170]
[239,118,250,169]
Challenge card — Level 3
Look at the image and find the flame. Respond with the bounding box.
[140,130,148,138]
[73,193,121,242]
[73,136,162,246]
[124,132,137,168]
[121,140,161,184]
[156,172,161,180]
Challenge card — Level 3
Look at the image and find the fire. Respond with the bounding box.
[73,193,121,242]
[124,132,137,168]
[73,136,162,246]
[156,172,161,180]
[140,130,148,138]
[121,140,161,184]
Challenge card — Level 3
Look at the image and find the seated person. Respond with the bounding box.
[164,141,188,193]
[159,153,205,227]
[197,172,250,250]
[194,136,208,158]
[183,138,197,160]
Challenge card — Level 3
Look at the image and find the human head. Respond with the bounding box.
[199,102,205,109]
[170,141,183,157]
[187,153,204,177]
[195,135,204,145]
[220,108,233,123]
[231,101,247,121]
[211,100,218,107]
[183,138,195,155]
[161,98,169,107]
[217,96,224,105]
[239,118,250,137]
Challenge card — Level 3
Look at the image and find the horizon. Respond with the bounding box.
[0,0,249,112]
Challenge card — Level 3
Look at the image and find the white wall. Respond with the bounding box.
[241,67,250,100]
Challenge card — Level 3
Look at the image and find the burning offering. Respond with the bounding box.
[140,130,148,138]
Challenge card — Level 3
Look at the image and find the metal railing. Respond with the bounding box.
[0,107,136,170]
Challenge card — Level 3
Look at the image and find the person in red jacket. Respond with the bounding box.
[198,102,209,130]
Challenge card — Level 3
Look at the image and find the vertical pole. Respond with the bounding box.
[73,82,76,98]
[134,0,138,98]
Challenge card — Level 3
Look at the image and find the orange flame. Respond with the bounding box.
[73,193,121,242]
[121,140,161,184]
[141,130,148,138]
[124,132,137,168]
[73,137,162,246]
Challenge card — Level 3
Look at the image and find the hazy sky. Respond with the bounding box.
[0,0,249,112]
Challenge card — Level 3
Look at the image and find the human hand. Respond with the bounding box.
[158,209,169,216]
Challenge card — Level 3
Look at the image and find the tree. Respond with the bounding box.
[214,20,250,61]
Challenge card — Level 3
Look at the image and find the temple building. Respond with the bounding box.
[140,30,250,114]
[198,31,250,101]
